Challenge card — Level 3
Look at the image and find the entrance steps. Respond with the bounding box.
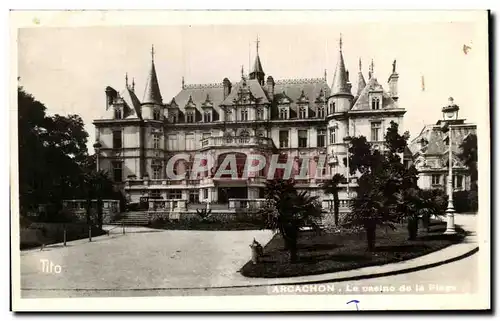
[111,211,149,226]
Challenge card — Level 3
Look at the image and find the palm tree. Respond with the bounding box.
[321,173,346,226]
[261,179,324,262]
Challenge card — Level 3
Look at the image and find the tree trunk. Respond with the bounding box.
[333,191,340,226]
[97,198,103,230]
[366,223,376,252]
[407,217,418,240]
[283,226,299,263]
[85,198,92,226]
[422,213,431,233]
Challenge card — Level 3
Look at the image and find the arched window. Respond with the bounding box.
[318,106,325,118]
[256,108,264,120]
[240,108,248,121]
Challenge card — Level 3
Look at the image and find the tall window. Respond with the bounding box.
[256,108,264,120]
[240,108,248,121]
[329,102,336,114]
[203,111,211,122]
[153,109,161,120]
[453,175,463,189]
[279,108,288,120]
[189,189,199,203]
[371,97,381,110]
[225,110,233,121]
[279,130,289,148]
[114,108,122,119]
[299,106,307,119]
[152,165,162,179]
[317,129,326,147]
[298,130,308,148]
[432,174,441,185]
[112,161,122,182]
[186,111,195,123]
[329,128,336,144]
[153,134,161,149]
[112,130,122,149]
[371,121,382,141]
[150,189,161,198]
[317,106,325,118]
[169,111,178,123]
[168,135,178,150]
[185,133,195,150]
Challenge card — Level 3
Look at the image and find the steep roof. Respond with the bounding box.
[171,83,226,116]
[350,77,398,111]
[121,87,142,119]
[143,59,163,104]
[252,54,264,74]
[274,78,331,108]
[331,47,351,96]
[409,123,477,156]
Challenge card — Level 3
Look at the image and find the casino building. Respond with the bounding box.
[93,36,406,213]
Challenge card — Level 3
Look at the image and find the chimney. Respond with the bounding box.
[223,78,232,99]
[105,86,117,109]
[266,76,275,101]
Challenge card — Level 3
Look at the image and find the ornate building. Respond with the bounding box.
[409,98,476,193]
[93,37,406,212]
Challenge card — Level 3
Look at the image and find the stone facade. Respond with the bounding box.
[93,39,406,210]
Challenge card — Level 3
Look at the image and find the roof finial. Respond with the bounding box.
[131,77,135,92]
[182,76,185,89]
[241,65,244,78]
[125,72,129,87]
[369,59,374,79]
[324,69,327,81]
[151,44,155,61]
[256,35,260,55]
[339,33,343,51]
[359,58,362,72]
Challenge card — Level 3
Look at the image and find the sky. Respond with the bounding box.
[16,11,489,154]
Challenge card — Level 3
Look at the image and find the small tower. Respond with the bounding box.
[142,45,164,120]
[249,36,265,86]
[327,34,353,115]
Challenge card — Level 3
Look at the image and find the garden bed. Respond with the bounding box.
[240,221,466,278]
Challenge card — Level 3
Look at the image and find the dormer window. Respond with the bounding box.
[203,111,212,122]
[225,109,233,121]
[153,108,161,120]
[114,108,122,119]
[168,111,178,123]
[186,111,195,123]
[317,106,325,118]
[279,107,289,120]
[371,96,381,110]
[299,106,307,119]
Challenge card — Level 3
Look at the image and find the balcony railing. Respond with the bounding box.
[200,136,275,149]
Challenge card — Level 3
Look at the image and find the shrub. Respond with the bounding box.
[453,190,478,213]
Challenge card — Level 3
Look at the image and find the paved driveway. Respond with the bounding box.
[21,228,273,294]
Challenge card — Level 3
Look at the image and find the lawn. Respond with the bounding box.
[240,221,466,278]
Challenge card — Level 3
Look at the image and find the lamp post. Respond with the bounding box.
[343,135,352,198]
[93,141,102,172]
[441,97,459,235]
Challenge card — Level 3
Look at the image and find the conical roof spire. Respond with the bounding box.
[143,44,163,104]
[249,35,265,84]
[331,34,351,96]
[357,58,366,96]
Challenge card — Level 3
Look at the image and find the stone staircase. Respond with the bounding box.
[111,211,149,226]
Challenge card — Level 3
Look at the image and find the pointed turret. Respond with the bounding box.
[330,34,351,96]
[249,36,265,85]
[357,58,367,96]
[143,45,163,104]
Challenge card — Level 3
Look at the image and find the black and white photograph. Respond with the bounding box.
[10,10,490,311]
